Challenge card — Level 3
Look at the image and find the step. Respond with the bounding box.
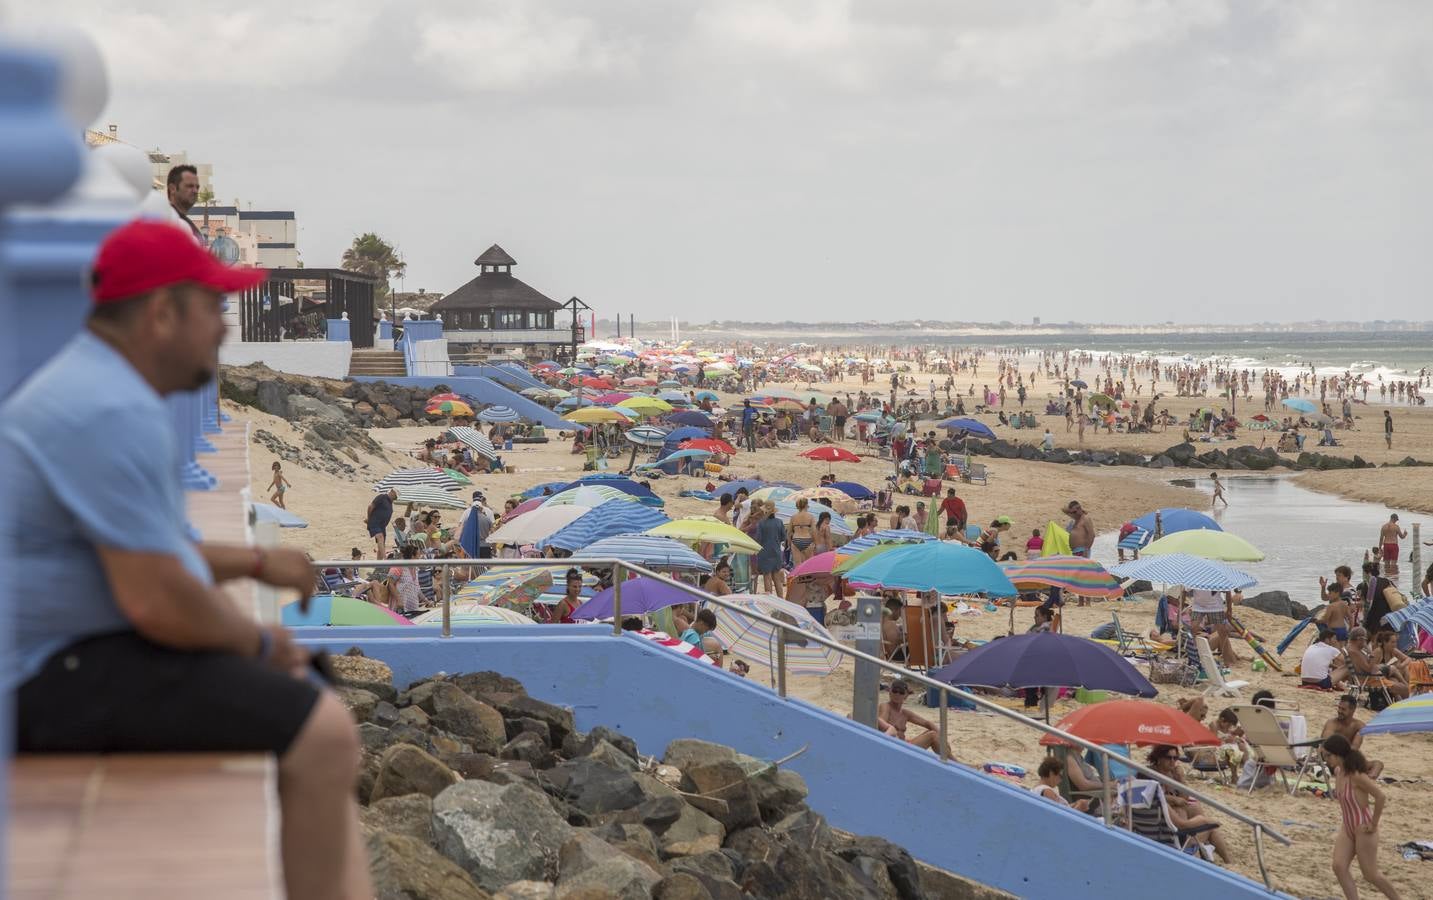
[9,754,278,899]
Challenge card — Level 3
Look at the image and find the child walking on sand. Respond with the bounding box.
[268,461,291,509]
[1323,734,1402,899]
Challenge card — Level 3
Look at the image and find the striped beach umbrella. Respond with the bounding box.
[478,405,522,423]
[487,505,588,546]
[838,529,936,555]
[426,399,475,417]
[541,500,671,552]
[412,606,533,626]
[282,595,412,627]
[1000,556,1124,599]
[447,426,498,460]
[450,565,555,608]
[1109,554,1257,591]
[625,425,670,447]
[646,519,761,554]
[1361,695,1433,735]
[375,467,463,491]
[544,485,640,508]
[573,534,714,573]
[383,485,468,509]
[630,629,719,665]
[711,594,843,677]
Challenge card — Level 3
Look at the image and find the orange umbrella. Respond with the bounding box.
[800,446,860,463]
[1038,700,1219,748]
[680,438,736,454]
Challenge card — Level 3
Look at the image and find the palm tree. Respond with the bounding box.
[342,232,406,300]
[196,186,216,243]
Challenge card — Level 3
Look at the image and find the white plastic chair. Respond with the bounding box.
[1195,636,1250,698]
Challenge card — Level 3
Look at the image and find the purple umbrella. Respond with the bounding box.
[569,577,697,620]
[668,410,715,428]
[930,632,1156,698]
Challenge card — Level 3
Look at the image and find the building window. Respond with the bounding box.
[527,311,551,329]
[497,310,524,329]
[477,312,491,329]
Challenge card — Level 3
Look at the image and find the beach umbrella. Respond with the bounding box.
[791,550,842,579]
[772,500,853,536]
[580,376,613,389]
[1038,700,1219,748]
[1000,556,1124,599]
[935,417,995,439]
[442,468,472,486]
[544,484,640,508]
[534,360,561,370]
[827,480,874,501]
[565,407,628,425]
[1070,380,1088,389]
[769,398,806,412]
[487,505,588,546]
[375,467,463,491]
[1282,397,1317,414]
[853,410,887,423]
[623,376,656,387]
[799,446,860,464]
[1131,508,1222,536]
[711,594,844,677]
[661,425,709,445]
[659,379,682,388]
[520,481,571,498]
[251,502,307,528]
[625,425,670,447]
[412,606,533,626]
[545,476,664,508]
[282,595,412,627]
[646,519,761,554]
[654,448,712,464]
[629,629,720,665]
[520,387,552,400]
[714,480,767,501]
[446,426,499,460]
[1109,553,1257,591]
[838,529,936,555]
[593,392,633,404]
[619,396,673,414]
[555,396,596,411]
[426,399,475,417]
[384,484,468,509]
[1141,528,1264,562]
[694,390,720,402]
[449,565,555,608]
[659,390,690,405]
[843,542,1017,596]
[478,405,522,424]
[558,367,583,376]
[547,388,573,398]
[668,410,714,428]
[749,486,797,504]
[1361,695,1433,736]
[789,486,855,511]
[930,633,1157,697]
[680,438,736,455]
[541,500,671,552]
[574,534,713,573]
[831,543,906,576]
[571,577,699,620]
[428,392,464,403]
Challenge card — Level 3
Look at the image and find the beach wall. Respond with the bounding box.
[295,625,1286,900]
[219,340,352,378]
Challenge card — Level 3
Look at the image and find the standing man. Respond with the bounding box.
[2,220,371,899]
[458,490,490,560]
[1378,514,1407,581]
[367,488,397,557]
[166,164,203,241]
[1063,500,1094,558]
[741,399,758,453]
[939,487,967,533]
[1384,409,1394,449]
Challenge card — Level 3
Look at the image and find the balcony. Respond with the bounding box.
[443,327,580,345]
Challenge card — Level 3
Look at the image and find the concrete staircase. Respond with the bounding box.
[348,349,406,378]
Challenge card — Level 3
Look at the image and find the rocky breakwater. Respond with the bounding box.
[330,652,1009,900]
[958,438,1425,474]
[221,362,460,430]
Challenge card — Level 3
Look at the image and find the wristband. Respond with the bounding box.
[250,547,266,580]
[256,629,274,661]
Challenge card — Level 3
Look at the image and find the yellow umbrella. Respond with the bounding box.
[647,519,761,554]
[618,396,673,414]
[565,407,628,424]
[1141,528,1264,562]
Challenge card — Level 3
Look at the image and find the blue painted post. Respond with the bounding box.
[201,380,222,434]
[170,392,216,490]
[0,41,86,893]
[326,318,350,342]
[192,390,217,453]
[378,319,393,341]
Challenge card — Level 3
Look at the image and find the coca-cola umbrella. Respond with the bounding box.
[1038,700,1219,747]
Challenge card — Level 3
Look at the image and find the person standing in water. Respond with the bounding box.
[1210,472,1228,509]
[1378,514,1407,581]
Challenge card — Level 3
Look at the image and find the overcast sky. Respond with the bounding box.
[21,1,1433,324]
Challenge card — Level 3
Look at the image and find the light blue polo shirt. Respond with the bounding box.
[1,330,213,689]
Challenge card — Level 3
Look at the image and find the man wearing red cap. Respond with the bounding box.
[0,220,371,899]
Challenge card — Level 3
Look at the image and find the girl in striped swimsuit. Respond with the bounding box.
[1323,734,1401,899]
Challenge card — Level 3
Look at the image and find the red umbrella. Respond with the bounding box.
[1252,414,1270,422]
[1038,700,1219,748]
[800,446,860,463]
[580,376,613,389]
[681,438,736,455]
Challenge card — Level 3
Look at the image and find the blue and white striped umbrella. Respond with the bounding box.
[380,484,468,510]
[573,533,714,573]
[1109,553,1257,591]
[541,500,671,552]
[625,425,670,447]
[375,467,463,491]
[479,405,522,423]
[447,426,497,460]
[839,529,936,555]
[1383,597,1433,638]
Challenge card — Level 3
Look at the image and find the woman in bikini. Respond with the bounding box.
[813,511,834,557]
[786,497,817,566]
[1323,733,1401,899]
[268,461,291,509]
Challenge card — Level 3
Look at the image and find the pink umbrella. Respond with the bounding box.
[503,497,544,520]
[594,392,634,404]
[790,550,841,579]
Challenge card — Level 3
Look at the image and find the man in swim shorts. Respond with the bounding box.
[1377,514,1406,580]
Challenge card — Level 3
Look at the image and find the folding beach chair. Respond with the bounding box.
[1111,612,1156,659]
[966,463,989,485]
[1228,704,1323,795]
[1117,779,1218,861]
[1195,636,1250,699]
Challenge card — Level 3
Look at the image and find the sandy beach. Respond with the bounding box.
[231,351,1433,898]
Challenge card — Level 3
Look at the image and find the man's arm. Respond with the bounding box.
[98,547,263,657]
[199,544,316,599]
[906,710,938,732]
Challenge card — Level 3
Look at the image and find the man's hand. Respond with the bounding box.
[257,547,315,606]
[260,625,311,675]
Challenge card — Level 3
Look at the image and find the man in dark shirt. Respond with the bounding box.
[741,400,758,453]
[166,164,203,241]
[366,488,397,557]
[1356,561,1395,632]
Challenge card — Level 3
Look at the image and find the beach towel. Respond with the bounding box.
[679,490,718,501]
[1042,522,1072,557]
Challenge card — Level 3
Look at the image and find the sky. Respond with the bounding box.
[18,1,1433,324]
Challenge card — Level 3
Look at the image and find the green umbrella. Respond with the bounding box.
[1141,528,1264,562]
[1089,393,1115,407]
[443,468,472,484]
[832,543,903,575]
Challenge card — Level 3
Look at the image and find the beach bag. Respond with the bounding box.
[1383,586,1408,613]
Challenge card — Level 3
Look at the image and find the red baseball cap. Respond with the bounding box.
[91,219,266,305]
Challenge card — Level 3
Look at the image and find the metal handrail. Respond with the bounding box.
[311,555,1290,887]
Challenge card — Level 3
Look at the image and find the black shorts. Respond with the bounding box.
[16,631,320,755]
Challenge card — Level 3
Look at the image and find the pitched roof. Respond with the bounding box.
[431,271,562,312]
[475,244,517,267]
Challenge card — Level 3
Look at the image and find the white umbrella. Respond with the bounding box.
[487,505,587,546]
